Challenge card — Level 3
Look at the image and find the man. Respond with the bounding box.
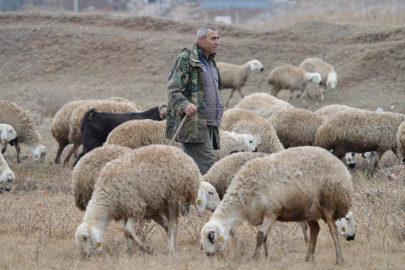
[165,25,224,175]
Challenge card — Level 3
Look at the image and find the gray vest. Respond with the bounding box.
[198,50,224,126]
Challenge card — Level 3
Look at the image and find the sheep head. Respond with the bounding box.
[34,145,47,163]
[336,211,356,241]
[307,72,322,85]
[196,181,220,212]
[248,60,264,72]
[1,125,17,144]
[0,169,15,192]
[75,223,103,257]
[200,221,228,256]
[345,152,356,169]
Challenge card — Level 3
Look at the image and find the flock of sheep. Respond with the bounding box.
[0,55,404,264]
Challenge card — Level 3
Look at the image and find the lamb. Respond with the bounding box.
[315,110,405,176]
[298,58,337,102]
[267,107,325,148]
[72,104,168,167]
[75,145,221,256]
[0,152,15,192]
[398,121,405,163]
[0,123,17,144]
[267,64,322,103]
[72,144,170,251]
[67,100,143,165]
[0,100,47,163]
[217,60,264,107]
[234,92,293,118]
[201,146,353,264]
[104,120,257,160]
[220,108,284,154]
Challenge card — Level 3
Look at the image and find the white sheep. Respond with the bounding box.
[0,123,17,145]
[0,100,47,163]
[315,110,405,176]
[201,146,353,264]
[314,104,358,119]
[75,145,220,256]
[234,92,293,118]
[104,120,257,160]
[220,108,284,154]
[217,60,264,107]
[67,100,142,164]
[0,152,15,192]
[267,107,325,148]
[398,121,405,163]
[267,64,322,104]
[298,58,337,102]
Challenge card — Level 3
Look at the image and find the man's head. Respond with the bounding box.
[197,25,219,57]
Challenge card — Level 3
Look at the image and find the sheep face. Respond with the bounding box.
[75,223,102,257]
[200,222,228,256]
[345,152,356,169]
[196,182,221,212]
[0,169,15,192]
[243,135,257,152]
[336,211,356,241]
[34,145,47,163]
[308,72,322,85]
[1,125,17,144]
[326,72,337,91]
[248,60,264,72]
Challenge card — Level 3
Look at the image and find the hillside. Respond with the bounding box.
[0,11,404,113]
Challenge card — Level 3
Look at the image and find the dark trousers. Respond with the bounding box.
[183,126,216,175]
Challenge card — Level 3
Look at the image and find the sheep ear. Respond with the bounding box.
[91,229,103,251]
[243,141,249,152]
[1,130,7,143]
[196,189,207,211]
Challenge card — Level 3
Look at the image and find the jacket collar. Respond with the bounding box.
[188,43,216,67]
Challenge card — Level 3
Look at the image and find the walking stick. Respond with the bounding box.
[170,115,188,146]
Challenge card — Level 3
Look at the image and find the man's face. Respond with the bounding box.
[199,29,219,55]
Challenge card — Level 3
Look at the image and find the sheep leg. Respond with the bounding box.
[325,214,344,264]
[393,148,402,163]
[63,144,78,165]
[164,206,178,254]
[252,215,275,261]
[287,90,293,102]
[151,212,169,234]
[236,87,244,99]
[124,217,154,255]
[368,151,384,178]
[304,220,320,262]
[263,233,269,258]
[15,141,22,163]
[226,89,236,107]
[1,143,7,154]
[299,222,310,244]
[55,141,69,164]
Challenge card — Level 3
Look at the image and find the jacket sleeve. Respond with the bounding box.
[167,51,192,116]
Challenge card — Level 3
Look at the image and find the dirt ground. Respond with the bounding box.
[1,11,405,269]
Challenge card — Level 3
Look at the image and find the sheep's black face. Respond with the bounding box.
[348,163,356,169]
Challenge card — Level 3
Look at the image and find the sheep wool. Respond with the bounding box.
[314,104,359,119]
[234,92,293,118]
[204,152,269,199]
[221,108,284,154]
[0,100,46,163]
[397,121,405,162]
[268,107,325,148]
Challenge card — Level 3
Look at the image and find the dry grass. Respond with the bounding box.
[0,119,404,269]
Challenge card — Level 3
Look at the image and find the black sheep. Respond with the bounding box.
[72,104,167,168]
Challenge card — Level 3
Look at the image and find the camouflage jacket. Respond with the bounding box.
[165,43,223,148]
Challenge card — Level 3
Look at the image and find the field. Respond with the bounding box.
[1,10,405,269]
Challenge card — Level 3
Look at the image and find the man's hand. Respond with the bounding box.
[184,104,198,116]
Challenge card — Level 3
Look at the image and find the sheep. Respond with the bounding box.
[0,152,15,192]
[0,123,17,145]
[75,145,221,256]
[217,60,264,107]
[345,152,356,169]
[72,104,168,168]
[67,100,142,165]
[267,64,322,104]
[0,100,47,163]
[267,107,325,148]
[315,110,405,176]
[234,92,293,118]
[220,108,284,154]
[200,146,353,264]
[398,121,405,163]
[314,104,358,119]
[72,144,169,252]
[104,120,257,160]
[298,58,337,102]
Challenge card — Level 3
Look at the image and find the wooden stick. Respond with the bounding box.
[170,115,188,146]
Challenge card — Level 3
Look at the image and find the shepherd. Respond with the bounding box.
[165,25,224,175]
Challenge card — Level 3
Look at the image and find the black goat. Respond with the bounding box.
[72,104,167,168]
